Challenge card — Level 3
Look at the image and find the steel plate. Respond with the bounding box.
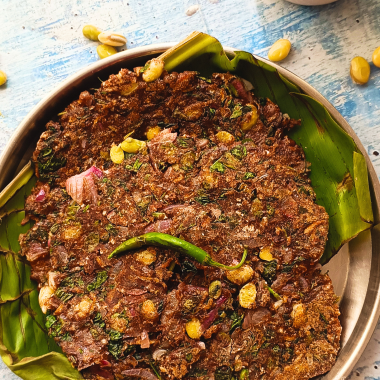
[0,43,379,379]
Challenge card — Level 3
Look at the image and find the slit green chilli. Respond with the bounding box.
[109,232,247,270]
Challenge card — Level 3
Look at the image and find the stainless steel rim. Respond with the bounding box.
[0,43,379,379]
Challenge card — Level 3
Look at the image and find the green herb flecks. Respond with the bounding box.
[105,223,118,236]
[55,288,74,303]
[87,271,108,292]
[45,315,57,329]
[210,161,226,174]
[267,286,281,300]
[230,105,243,119]
[230,145,247,161]
[243,172,256,180]
[262,261,277,284]
[178,137,194,148]
[229,311,244,333]
[93,312,106,329]
[126,158,143,172]
[194,194,213,205]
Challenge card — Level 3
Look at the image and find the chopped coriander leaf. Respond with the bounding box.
[210,161,226,174]
[87,271,108,292]
[230,105,243,119]
[243,172,256,180]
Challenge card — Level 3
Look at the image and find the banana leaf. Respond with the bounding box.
[0,32,373,379]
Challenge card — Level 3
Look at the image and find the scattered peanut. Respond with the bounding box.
[209,280,222,299]
[268,39,291,62]
[146,126,162,140]
[372,46,380,68]
[239,282,257,309]
[141,300,158,320]
[74,297,94,319]
[110,144,124,164]
[135,247,157,265]
[82,25,101,41]
[216,131,234,144]
[142,58,165,82]
[0,71,7,86]
[350,56,370,85]
[98,31,127,47]
[39,285,55,314]
[185,318,202,339]
[259,246,273,261]
[121,137,146,154]
[97,44,117,59]
[241,105,259,132]
[226,264,254,286]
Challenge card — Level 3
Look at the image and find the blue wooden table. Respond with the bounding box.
[1,0,380,378]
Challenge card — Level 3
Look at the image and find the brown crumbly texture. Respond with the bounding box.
[20,68,341,379]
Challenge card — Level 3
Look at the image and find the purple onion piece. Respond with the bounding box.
[35,189,46,202]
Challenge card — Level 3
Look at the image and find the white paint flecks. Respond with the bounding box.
[186,4,200,16]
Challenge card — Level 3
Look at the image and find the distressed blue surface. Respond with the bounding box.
[1,0,380,379]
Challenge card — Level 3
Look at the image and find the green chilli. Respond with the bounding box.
[108,232,247,270]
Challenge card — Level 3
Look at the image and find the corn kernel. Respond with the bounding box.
[241,105,259,132]
[141,299,158,320]
[216,131,235,144]
[0,71,7,86]
[259,246,273,261]
[97,44,117,60]
[185,318,202,339]
[146,126,162,140]
[226,264,254,286]
[372,46,380,68]
[268,39,291,62]
[350,56,370,85]
[239,282,257,309]
[82,25,101,41]
[110,144,124,164]
[142,58,165,82]
[121,137,146,154]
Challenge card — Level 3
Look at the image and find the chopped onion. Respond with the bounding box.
[163,204,186,213]
[196,139,209,148]
[147,128,177,147]
[152,349,167,361]
[25,243,48,262]
[125,289,147,295]
[241,78,254,91]
[144,219,172,233]
[201,295,227,332]
[231,78,254,103]
[35,189,46,202]
[65,166,103,205]
[242,307,271,329]
[122,369,158,380]
[273,299,283,309]
[100,360,112,367]
[141,330,150,349]
[88,365,113,379]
